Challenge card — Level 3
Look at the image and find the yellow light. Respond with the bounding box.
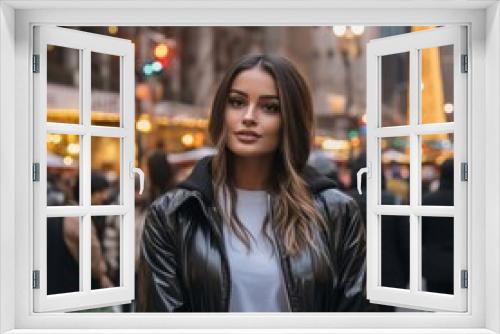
[444,103,454,114]
[136,116,152,133]
[333,26,347,37]
[322,139,350,151]
[181,133,194,147]
[351,137,361,147]
[314,136,325,146]
[67,143,80,155]
[136,83,151,101]
[322,139,336,150]
[351,25,365,35]
[328,94,346,114]
[154,44,169,59]
[194,133,205,146]
[47,134,62,144]
[63,156,73,166]
[108,26,118,35]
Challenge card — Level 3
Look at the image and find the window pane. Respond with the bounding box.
[381,52,409,127]
[47,45,80,124]
[381,215,410,289]
[47,217,80,295]
[91,52,121,127]
[90,215,121,290]
[421,133,454,205]
[381,137,410,205]
[421,216,454,294]
[47,134,80,206]
[91,137,121,205]
[420,45,454,124]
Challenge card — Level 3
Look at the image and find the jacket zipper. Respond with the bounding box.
[190,193,232,312]
[268,194,294,312]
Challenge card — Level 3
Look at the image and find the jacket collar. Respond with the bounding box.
[177,155,337,206]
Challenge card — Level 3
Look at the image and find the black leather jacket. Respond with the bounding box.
[138,156,368,312]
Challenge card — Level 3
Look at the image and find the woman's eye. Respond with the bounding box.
[228,97,245,108]
[264,103,280,113]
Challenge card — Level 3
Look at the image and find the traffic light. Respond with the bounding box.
[142,39,176,78]
[154,39,176,68]
[154,43,169,59]
[142,60,165,77]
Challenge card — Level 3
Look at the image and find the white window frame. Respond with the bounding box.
[365,26,468,312]
[0,1,499,333]
[33,26,136,312]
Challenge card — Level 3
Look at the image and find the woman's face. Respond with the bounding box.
[224,67,282,159]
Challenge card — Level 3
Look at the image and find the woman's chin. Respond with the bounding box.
[228,146,274,159]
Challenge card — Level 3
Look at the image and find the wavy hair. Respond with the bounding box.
[208,54,327,257]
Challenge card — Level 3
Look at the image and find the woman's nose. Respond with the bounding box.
[242,104,257,125]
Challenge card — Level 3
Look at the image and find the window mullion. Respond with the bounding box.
[122,50,134,291]
[409,47,420,293]
[81,47,91,293]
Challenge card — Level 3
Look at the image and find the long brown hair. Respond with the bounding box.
[208,54,327,257]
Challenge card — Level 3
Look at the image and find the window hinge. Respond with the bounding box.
[461,162,468,181]
[461,270,468,289]
[33,270,40,289]
[32,163,40,182]
[32,55,40,73]
[461,54,468,73]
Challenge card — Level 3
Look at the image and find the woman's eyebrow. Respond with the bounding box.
[229,89,247,96]
[230,89,279,100]
[260,95,279,100]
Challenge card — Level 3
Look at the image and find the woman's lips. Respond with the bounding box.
[235,132,261,143]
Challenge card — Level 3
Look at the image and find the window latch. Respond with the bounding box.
[356,162,371,195]
[129,162,144,195]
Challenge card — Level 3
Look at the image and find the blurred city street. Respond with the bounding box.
[45,25,455,312]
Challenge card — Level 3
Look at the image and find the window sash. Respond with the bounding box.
[32,25,136,312]
[366,25,468,312]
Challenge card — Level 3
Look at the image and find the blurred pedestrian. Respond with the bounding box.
[421,158,454,294]
[307,150,339,184]
[67,172,114,289]
[147,143,176,203]
[47,171,114,296]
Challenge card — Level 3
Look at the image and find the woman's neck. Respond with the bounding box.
[232,155,273,190]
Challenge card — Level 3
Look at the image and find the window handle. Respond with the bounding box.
[356,163,371,195]
[130,162,145,195]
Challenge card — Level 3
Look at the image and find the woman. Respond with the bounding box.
[138,54,367,312]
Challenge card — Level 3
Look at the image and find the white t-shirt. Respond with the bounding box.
[218,187,290,312]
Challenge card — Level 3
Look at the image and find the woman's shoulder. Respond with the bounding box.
[316,188,365,245]
[303,165,357,210]
[148,187,198,218]
[315,187,363,227]
[317,187,358,208]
